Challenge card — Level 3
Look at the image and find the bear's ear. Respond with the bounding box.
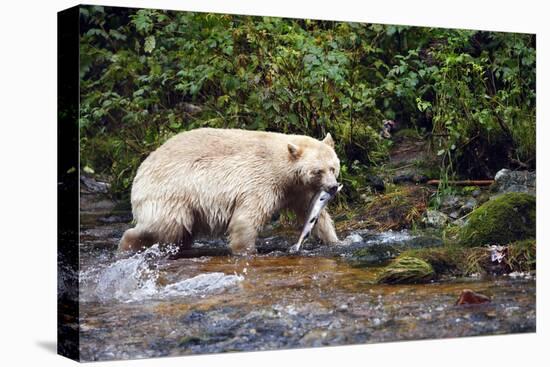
[287,143,302,160]
[322,133,335,148]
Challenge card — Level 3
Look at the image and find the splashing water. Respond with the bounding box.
[162,273,244,298]
[80,244,243,303]
[364,229,414,245]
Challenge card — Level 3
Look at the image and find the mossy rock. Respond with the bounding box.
[400,245,491,276]
[400,246,464,274]
[376,256,435,284]
[458,192,535,247]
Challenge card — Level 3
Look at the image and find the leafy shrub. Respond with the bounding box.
[78,6,536,198]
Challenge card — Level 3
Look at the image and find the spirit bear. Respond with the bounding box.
[119,128,341,254]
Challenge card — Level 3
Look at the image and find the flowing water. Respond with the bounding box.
[77,211,536,361]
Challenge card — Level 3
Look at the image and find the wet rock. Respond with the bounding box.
[366,175,385,193]
[81,175,110,194]
[256,236,293,254]
[256,229,442,265]
[392,174,408,184]
[341,230,443,265]
[458,192,535,247]
[392,174,429,184]
[455,289,491,305]
[448,211,460,220]
[172,231,444,261]
[494,169,535,196]
[98,213,133,224]
[440,195,463,212]
[471,189,482,198]
[459,198,477,216]
[80,195,117,213]
[422,210,449,228]
[352,244,401,265]
[376,256,435,284]
[341,233,363,246]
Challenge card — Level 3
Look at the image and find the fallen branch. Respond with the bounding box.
[426,179,494,186]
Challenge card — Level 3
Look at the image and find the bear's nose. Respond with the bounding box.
[327,184,339,195]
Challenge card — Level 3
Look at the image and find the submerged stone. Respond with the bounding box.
[455,289,491,305]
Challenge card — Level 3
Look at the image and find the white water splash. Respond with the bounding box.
[161,273,243,298]
[80,245,243,303]
[364,229,414,245]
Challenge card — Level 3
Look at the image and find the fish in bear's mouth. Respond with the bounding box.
[290,184,342,253]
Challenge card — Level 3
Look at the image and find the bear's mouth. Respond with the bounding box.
[325,184,341,195]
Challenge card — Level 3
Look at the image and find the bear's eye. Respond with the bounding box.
[329,167,335,173]
[314,169,324,175]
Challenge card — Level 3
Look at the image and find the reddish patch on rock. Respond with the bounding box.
[455,289,491,305]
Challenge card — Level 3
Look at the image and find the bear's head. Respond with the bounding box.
[288,133,340,194]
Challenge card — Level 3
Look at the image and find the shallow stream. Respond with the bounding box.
[77,211,535,361]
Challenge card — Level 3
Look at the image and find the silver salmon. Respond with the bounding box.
[289,184,342,253]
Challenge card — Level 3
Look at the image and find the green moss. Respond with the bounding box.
[376,256,435,284]
[461,186,478,195]
[458,192,535,247]
[400,246,464,274]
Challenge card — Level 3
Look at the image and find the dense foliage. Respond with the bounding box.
[79,6,536,198]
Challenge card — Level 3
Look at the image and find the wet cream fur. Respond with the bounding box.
[119,128,340,254]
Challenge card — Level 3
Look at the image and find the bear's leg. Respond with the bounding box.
[312,209,339,244]
[119,228,158,252]
[227,208,261,255]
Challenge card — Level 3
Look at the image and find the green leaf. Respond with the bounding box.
[83,166,95,174]
[109,29,127,41]
[132,10,154,34]
[144,36,156,53]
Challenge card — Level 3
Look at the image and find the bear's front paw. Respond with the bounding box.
[322,235,340,245]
